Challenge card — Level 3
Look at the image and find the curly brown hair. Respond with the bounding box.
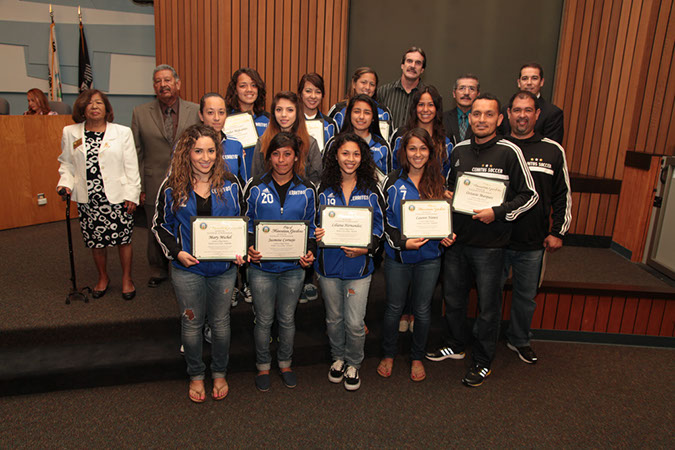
[166,124,232,212]
[225,68,267,115]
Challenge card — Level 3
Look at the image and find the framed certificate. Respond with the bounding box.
[305,119,325,152]
[191,216,249,261]
[224,113,259,148]
[255,220,309,260]
[401,200,452,239]
[452,172,508,215]
[319,205,373,249]
[379,121,390,141]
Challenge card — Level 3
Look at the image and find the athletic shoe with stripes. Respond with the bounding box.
[328,360,345,383]
[343,365,360,391]
[462,364,491,387]
[425,345,465,361]
[507,342,538,364]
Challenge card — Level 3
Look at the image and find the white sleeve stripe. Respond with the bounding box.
[542,138,573,235]
[500,139,539,221]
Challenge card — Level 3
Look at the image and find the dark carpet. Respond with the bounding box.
[0,342,673,448]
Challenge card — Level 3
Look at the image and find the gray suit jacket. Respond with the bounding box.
[131,98,200,205]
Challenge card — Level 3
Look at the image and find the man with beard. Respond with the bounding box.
[442,74,479,145]
[377,46,426,129]
[132,64,200,287]
[500,63,564,144]
[426,93,538,388]
[502,90,572,364]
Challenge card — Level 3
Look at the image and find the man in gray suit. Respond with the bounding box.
[132,64,200,287]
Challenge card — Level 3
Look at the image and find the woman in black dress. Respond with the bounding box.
[57,89,141,300]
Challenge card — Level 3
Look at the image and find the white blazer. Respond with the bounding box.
[57,122,141,205]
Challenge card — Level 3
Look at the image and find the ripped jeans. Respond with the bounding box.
[171,265,237,380]
[318,274,372,368]
[248,267,304,371]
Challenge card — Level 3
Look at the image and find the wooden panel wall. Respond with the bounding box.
[467,285,675,337]
[0,116,77,230]
[553,0,675,180]
[567,192,619,237]
[154,0,350,112]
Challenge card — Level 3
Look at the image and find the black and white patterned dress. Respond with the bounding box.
[77,130,134,248]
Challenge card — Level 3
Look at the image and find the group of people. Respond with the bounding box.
[55,44,572,403]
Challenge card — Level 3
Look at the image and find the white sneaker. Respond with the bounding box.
[328,360,345,383]
[343,365,360,391]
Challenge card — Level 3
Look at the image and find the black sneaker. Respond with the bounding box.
[507,342,538,364]
[343,365,360,391]
[462,364,491,387]
[425,345,465,361]
[328,360,345,383]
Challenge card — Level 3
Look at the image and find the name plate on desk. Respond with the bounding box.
[224,113,258,148]
[401,200,452,239]
[191,217,248,260]
[305,119,325,152]
[452,172,508,215]
[255,220,308,260]
[319,205,373,248]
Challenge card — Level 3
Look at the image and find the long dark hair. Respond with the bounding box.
[341,94,381,139]
[402,85,448,168]
[398,128,445,200]
[225,68,267,115]
[297,72,325,114]
[322,133,378,194]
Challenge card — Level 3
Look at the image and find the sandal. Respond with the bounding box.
[188,380,206,403]
[410,361,426,382]
[377,358,394,378]
[212,378,229,401]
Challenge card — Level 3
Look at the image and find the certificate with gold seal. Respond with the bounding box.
[191,217,248,261]
[319,205,373,249]
[255,220,308,260]
[224,112,259,148]
[452,172,508,215]
[401,200,452,239]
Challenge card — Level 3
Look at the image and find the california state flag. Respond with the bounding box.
[48,15,63,101]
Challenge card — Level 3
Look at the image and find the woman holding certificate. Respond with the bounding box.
[314,133,385,391]
[378,128,454,382]
[327,67,393,139]
[225,68,270,178]
[391,86,453,177]
[328,95,391,178]
[244,132,317,392]
[298,73,338,150]
[153,124,245,403]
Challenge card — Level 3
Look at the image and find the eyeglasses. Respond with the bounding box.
[456,85,477,92]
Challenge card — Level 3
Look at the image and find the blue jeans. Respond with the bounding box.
[503,249,544,347]
[248,267,304,371]
[318,274,371,368]
[442,244,504,368]
[171,265,237,380]
[382,256,441,360]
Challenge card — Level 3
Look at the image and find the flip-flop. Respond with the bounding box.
[377,358,393,378]
[188,381,206,403]
[212,379,229,401]
[410,362,426,382]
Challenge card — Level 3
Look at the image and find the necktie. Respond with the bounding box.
[459,115,468,141]
[164,107,174,143]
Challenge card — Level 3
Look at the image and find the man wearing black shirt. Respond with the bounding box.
[426,93,538,388]
[502,90,572,363]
